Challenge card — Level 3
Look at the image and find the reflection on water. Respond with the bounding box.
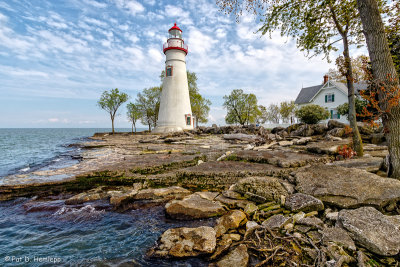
[0,198,214,266]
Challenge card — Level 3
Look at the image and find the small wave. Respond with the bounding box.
[52,205,105,222]
[20,166,30,172]
[52,158,61,162]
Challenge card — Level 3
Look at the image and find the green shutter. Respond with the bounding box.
[330,110,333,119]
[332,94,335,102]
[325,95,327,103]
[338,113,340,119]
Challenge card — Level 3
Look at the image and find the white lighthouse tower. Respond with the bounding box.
[153,23,193,133]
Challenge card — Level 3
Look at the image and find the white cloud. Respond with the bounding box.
[188,28,218,54]
[48,118,59,122]
[84,17,107,27]
[164,5,193,26]
[114,0,145,16]
[83,0,107,8]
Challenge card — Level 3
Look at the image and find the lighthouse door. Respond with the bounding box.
[185,114,191,125]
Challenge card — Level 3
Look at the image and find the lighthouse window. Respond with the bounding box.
[166,66,173,77]
[186,115,191,125]
[169,30,182,39]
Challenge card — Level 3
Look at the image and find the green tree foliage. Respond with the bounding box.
[295,104,330,124]
[126,102,141,133]
[279,101,296,123]
[256,105,268,124]
[327,55,370,83]
[135,87,161,131]
[97,88,128,134]
[337,99,367,121]
[223,89,260,125]
[266,103,280,124]
[160,70,211,127]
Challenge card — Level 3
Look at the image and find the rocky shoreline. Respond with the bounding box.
[1,122,399,266]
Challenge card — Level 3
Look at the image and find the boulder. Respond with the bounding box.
[293,137,312,145]
[214,210,247,237]
[108,184,142,206]
[223,134,262,143]
[216,244,249,267]
[311,124,328,135]
[262,214,290,229]
[284,193,324,213]
[153,226,216,257]
[231,177,288,203]
[321,227,356,251]
[296,217,324,230]
[65,187,108,205]
[295,164,400,209]
[165,194,226,220]
[327,128,346,137]
[134,186,191,200]
[338,207,400,256]
[271,127,285,134]
[290,124,314,137]
[329,157,383,173]
[214,195,253,209]
[328,120,346,130]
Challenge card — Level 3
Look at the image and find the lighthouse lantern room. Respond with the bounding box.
[153,23,193,133]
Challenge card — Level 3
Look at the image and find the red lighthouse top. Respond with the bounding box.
[169,23,182,32]
[163,23,188,55]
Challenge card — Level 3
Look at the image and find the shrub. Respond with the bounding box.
[337,99,368,121]
[295,104,330,124]
[337,145,356,159]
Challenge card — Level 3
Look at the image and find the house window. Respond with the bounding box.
[166,66,173,77]
[185,114,191,125]
[330,109,340,119]
[325,93,335,103]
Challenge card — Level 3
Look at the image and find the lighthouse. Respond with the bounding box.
[153,23,193,133]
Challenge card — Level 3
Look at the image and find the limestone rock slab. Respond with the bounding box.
[154,226,216,257]
[284,193,324,213]
[338,207,400,256]
[165,194,226,220]
[295,165,400,209]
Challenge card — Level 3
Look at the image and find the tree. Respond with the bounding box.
[327,55,370,83]
[160,70,211,127]
[256,105,268,124]
[126,102,141,133]
[136,87,161,131]
[97,88,128,134]
[266,103,280,124]
[295,104,330,124]
[279,101,296,123]
[216,0,374,156]
[386,2,400,76]
[223,89,260,125]
[337,98,367,121]
[356,0,400,178]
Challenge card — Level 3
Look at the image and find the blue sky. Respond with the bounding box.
[0,0,355,128]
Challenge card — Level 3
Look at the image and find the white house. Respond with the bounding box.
[294,75,367,124]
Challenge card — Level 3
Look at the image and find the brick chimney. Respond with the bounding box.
[323,74,329,84]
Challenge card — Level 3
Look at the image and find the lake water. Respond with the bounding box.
[0,128,209,266]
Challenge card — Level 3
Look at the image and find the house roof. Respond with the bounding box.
[294,81,368,105]
[294,84,323,104]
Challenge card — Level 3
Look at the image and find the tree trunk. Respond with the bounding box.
[131,122,134,134]
[342,35,364,156]
[195,118,199,128]
[357,0,400,178]
[111,115,115,134]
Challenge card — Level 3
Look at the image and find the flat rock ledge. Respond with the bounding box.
[295,164,400,209]
[338,207,400,256]
[165,193,226,220]
[151,226,216,257]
